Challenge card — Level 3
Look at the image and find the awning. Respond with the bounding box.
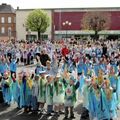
[55,30,120,35]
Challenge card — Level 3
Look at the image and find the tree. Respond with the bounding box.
[26,9,50,41]
[81,12,111,39]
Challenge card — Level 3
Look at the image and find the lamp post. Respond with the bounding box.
[62,21,71,41]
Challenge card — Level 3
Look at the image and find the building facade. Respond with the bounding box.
[0,3,16,41]
[53,8,120,40]
[16,8,52,41]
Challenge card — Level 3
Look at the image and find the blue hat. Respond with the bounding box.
[39,71,46,74]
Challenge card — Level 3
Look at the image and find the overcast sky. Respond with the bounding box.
[0,0,120,9]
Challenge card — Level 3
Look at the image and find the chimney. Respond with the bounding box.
[2,3,7,6]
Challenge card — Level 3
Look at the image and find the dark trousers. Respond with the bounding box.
[65,106,74,117]
[47,105,53,114]
[0,89,4,103]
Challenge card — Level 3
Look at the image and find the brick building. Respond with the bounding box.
[0,3,16,42]
[53,8,120,40]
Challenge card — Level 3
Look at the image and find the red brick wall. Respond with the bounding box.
[54,11,120,31]
[0,13,16,38]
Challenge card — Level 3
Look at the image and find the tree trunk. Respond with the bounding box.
[94,30,99,40]
[38,31,41,41]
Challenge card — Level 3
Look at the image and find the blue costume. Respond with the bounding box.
[88,87,110,120]
[77,62,84,74]
[9,60,17,73]
[116,75,120,107]
[79,75,85,94]
[0,63,9,76]
[2,77,12,105]
[11,78,20,107]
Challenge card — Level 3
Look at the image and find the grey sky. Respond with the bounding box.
[0,0,120,9]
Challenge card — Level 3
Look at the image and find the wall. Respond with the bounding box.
[16,9,52,41]
[0,13,16,41]
[54,11,120,31]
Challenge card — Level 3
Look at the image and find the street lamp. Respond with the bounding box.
[62,21,72,41]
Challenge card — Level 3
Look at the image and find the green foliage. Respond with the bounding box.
[26,9,50,33]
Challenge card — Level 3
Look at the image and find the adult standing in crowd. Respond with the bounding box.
[40,48,51,66]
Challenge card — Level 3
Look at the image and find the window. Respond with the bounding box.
[1,27,5,33]
[8,17,12,23]
[1,17,5,23]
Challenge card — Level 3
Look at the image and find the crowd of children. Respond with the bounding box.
[0,39,120,120]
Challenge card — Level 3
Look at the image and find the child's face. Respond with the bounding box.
[47,77,51,83]
[4,73,8,78]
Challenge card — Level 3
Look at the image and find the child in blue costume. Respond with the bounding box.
[103,79,117,119]
[24,73,33,112]
[88,81,110,120]
[63,75,79,119]
[82,78,91,110]
[78,71,85,95]
[117,65,120,108]
[21,72,33,112]
[9,58,17,77]
[83,62,88,76]
[18,72,25,108]
[1,71,12,106]
[109,67,118,107]
[77,61,84,75]
[0,61,9,76]
[11,73,20,108]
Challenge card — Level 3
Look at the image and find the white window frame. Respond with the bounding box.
[8,17,12,23]
[1,27,5,33]
[1,17,5,23]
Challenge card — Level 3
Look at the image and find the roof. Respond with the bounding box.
[15,7,120,12]
[0,3,15,13]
